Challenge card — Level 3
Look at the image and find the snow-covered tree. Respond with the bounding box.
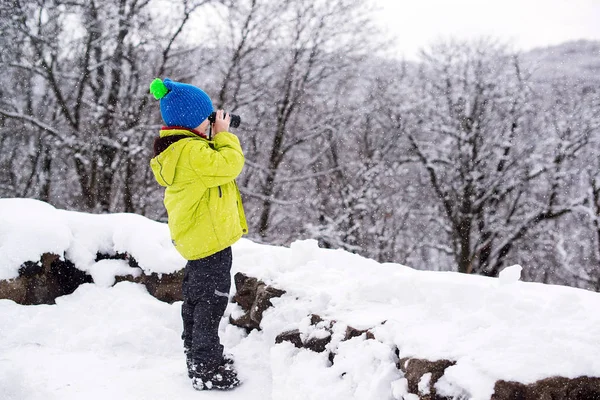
[405,40,589,276]
[0,0,217,211]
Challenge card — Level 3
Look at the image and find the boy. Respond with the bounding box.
[149,78,247,390]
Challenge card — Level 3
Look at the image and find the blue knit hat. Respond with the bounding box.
[149,78,214,129]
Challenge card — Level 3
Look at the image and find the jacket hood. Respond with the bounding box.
[151,148,181,187]
[150,128,202,186]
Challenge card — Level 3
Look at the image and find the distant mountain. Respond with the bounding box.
[521,40,600,86]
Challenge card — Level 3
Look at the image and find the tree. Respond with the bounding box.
[303,60,415,261]
[0,0,216,211]
[245,0,376,239]
[406,40,588,276]
[562,83,600,289]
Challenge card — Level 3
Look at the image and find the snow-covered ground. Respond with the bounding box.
[1,199,600,399]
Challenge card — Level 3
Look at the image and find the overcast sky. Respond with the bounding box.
[375,0,600,59]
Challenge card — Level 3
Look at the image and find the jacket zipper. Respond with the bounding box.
[218,186,222,198]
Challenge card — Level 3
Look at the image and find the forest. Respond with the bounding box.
[1,0,599,290]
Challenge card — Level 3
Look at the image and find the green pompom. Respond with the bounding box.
[149,78,169,100]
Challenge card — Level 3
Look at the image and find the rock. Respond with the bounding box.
[114,270,184,303]
[230,272,286,330]
[232,274,259,310]
[19,255,61,304]
[95,251,183,303]
[250,284,286,324]
[0,253,94,305]
[398,358,456,400]
[51,256,92,296]
[141,271,183,303]
[310,314,325,325]
[274,323,331,354]
[273,313,379,365]
[275,329,303,348]
[304,335,331,353]
[345,325,375,341]
[0,277,27,304]
[493,376,600,400]
[0,251,185,305]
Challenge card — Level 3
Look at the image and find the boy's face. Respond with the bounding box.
[194,118,210,134]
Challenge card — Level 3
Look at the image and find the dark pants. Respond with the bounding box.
[181,247,232,369]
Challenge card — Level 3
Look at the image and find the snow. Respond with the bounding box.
[88,259,141,288]
[0,282,272,400]
[419,373,432,395]
[0,198,185,280]
[1,199,600,399]
[0,199,71,280]
[235,240,600,399]
[498,264,522,284]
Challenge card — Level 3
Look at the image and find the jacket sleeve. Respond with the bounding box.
[187,132,245,188]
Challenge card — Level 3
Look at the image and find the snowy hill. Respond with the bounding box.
[522,40,600,86]
[1,198,600,399]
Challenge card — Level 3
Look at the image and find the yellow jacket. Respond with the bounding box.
[150,128,248,260]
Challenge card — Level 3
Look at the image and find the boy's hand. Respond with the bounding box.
[212,109,231,137]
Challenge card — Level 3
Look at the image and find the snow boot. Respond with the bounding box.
[222,353,235,365]
[191,363,241,391]
[186,353,235,379]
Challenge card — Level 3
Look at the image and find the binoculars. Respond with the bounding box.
[208,111,241,128]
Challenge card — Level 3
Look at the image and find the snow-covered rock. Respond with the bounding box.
[0,198,71,281]
[0,198,185,305]
[0,198,184,282]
